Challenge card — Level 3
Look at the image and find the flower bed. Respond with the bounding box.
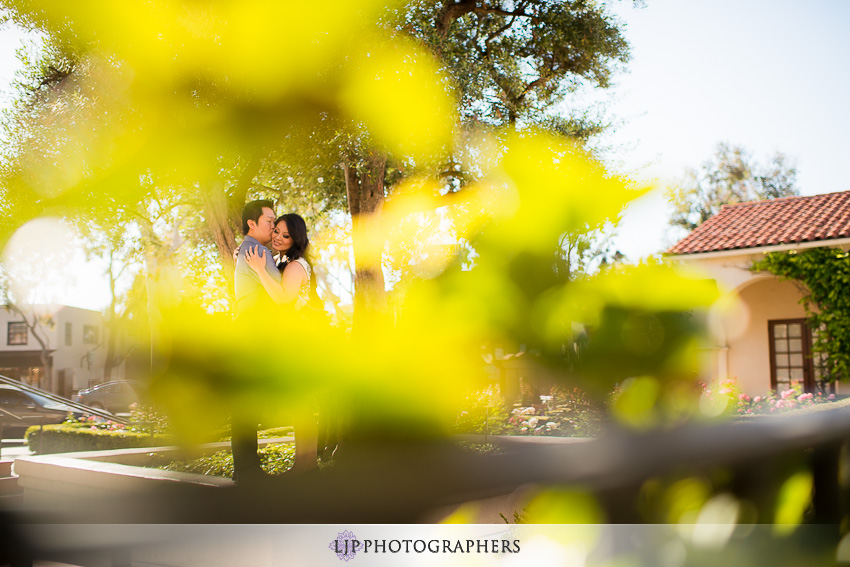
[453,385,604,437]
[699,379,837,417]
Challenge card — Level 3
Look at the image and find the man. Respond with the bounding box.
[231,199,280,483]
[234,199,279,318]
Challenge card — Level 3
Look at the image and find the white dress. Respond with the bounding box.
[290,257,312,311]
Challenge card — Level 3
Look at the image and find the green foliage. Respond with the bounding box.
[451,386,510,435]
[127,404,173,436]
[499,509,528,524]
[754,247,850,381]
[161,443,296,478]
[25,423,174,455]
[668,142,798,232]
[256,426,295,439]
[400,0,630,128]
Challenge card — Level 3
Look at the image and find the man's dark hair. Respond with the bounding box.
[242,199,275,235]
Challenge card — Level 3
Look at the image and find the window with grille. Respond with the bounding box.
[83,325,99,345]
[7,322,27,345]
[768,319,821,393]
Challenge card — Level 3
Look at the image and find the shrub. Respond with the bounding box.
[451,386,510,435]
[127,403,171,435]
[25,423,175,454]
[161,443,296,478]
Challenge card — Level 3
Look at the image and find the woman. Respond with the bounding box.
[245,213,320,474]
[244,213,315,310]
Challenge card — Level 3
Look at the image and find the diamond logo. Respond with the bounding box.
[329,530,360,561]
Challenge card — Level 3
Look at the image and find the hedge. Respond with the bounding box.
[24,424,175,455]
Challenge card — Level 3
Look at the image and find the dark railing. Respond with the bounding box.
[0,374,130,425]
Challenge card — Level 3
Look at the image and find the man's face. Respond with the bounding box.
[248,207,275,246]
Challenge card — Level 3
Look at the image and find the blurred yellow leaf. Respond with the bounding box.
[774,470,813,535]
[341,35,457,160]
[611,376,661,429]
[525,488,605,525]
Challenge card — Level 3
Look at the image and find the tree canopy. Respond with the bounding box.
[668,142,799,233]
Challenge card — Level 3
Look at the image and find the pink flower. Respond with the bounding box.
[753,396,762,403]
[738,393,751,402]
[90,425,98,431]
[798,393,814,402]
[781,389,795,400]
[829,394,836,400]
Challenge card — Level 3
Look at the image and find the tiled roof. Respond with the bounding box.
[667,190,850,255]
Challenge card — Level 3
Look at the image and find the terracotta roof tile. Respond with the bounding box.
[667,190,850,255]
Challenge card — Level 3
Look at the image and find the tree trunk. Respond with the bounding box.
[103,320,117,381]
[344,152,388,327]
[202,181,240,290]
[204,157,262,294]
[103,249,118,381]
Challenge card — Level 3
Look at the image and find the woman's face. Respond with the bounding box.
[271,220,293,253]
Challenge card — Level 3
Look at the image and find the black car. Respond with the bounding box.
[74,380,145,414]
[0,384,80,435]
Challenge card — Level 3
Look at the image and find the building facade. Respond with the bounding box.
[667,190,850,395]
[0,305,125,396]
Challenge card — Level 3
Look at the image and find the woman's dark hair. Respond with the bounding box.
[276,213,309,261]
[277,213,323,310]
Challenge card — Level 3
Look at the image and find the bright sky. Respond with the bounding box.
[2,1,849,310]
[607,0,850,256]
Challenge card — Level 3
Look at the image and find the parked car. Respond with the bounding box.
[73,380,146,414]
[0,384,81,435]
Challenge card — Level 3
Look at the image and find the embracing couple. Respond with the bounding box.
[231,199,319,483]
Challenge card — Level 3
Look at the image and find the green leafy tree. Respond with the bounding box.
[668,142,799,232]
[754,247,850,384]
[322,0,634,321]
[0,0,634,328]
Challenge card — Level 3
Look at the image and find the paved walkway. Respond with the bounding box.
[0,439,32,459]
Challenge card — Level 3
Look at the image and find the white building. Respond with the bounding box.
[0,305,125,396]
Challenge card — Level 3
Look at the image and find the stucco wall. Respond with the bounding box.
[728,278,809,394]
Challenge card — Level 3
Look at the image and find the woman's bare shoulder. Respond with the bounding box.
[284,258,309,277]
